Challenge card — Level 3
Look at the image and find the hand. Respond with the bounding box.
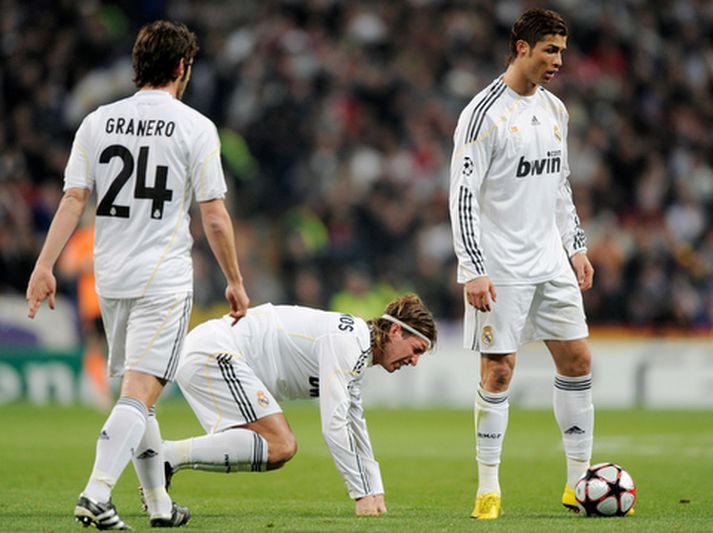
[355,494,387,516]
[26,265,57,319]
[570,252,594,291]
[465,276,496,312]
[373,494,387,513]
[225,282,250,325]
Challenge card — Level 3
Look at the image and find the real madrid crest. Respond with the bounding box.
[481,325,494,347]
[256,391,270,407]
[553,124,561,142]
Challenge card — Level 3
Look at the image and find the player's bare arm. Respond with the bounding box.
[570,252,594,291]
[27,187,90,318]
[465,276,497,312]
[198,198,249,323]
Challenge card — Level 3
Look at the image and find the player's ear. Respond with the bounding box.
[516,39,529,56]
[175,58,188,79]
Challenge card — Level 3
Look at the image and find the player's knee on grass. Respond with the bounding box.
[266,431,297,470]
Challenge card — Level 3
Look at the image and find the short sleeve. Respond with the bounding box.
[189,120,228,202]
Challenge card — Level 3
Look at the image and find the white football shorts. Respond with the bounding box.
[176,323,282,434]
[100,292,192,381]
[463,267,588,353]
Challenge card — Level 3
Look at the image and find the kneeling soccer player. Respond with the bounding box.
[162,293,436,516]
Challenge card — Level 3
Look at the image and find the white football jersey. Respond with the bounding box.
[64,89,227,298]
[182,303,383,498]
[449,77,586,285]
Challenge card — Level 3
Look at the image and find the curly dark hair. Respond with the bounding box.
[369,293,437,354]
[132,20,199,88]
[508,8,567,63]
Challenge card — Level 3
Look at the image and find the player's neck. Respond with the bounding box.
[139,82,179,98]
[502,64,537,96]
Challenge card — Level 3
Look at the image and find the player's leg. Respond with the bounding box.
[88,293,187,527]
[123,292,193,526]
[547,339,593,510]
[472,353,514,518]
[165,345,288,478]
[75,370,166,529]
[75,298,146,530]
[465,284,533,519]
[533,271,593,510]
[75,393,148,530]
[245,413,298,469]
[164,412,296,474]
[133,406,186,525]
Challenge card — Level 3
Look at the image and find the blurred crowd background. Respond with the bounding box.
[2,0,713,330]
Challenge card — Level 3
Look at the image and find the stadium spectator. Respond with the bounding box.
[2,0,712,331]
[448,9,596,519]
[25,20,250,529]
[161,293,437,517]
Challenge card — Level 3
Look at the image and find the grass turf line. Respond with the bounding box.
[0,403,712,531]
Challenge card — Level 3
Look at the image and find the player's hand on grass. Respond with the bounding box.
[26,265,56,318]
[570,252,594,291]
[374,494,387,513]
[226,282,250,325]
[465,276,496,312]
[355,494,386,516]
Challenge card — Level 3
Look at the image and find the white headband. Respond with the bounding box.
[381,314,432,351]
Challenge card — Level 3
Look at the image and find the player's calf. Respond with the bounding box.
[265,432,297,470]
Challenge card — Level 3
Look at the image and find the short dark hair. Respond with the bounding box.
[508,8,567,63]
[132,20,199,88]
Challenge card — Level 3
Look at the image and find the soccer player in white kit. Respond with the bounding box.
[449,9,599,519]
[160,293,436,517]
[26,21,250,529]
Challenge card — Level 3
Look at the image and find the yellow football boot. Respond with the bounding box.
[470,492,502,519]
[562,484,580,513]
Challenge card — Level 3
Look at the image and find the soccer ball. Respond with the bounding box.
[574,463,636,517]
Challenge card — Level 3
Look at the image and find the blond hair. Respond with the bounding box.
[368,293,437,354]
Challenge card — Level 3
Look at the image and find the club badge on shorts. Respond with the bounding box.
[481,325,494,347]
[256,391,270,407]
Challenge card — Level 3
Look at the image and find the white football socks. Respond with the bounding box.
[475,387,509,496]
[553,373,594,488]
[83,397,148,503]
[164,428,268,473]
[132,409,172,518]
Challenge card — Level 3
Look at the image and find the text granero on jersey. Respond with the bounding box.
[105,117,175,137]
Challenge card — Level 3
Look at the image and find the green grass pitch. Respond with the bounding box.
[1,402,712,532]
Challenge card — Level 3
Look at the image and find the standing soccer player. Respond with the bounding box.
[26,20,249,529]
[159,294,436,517]
[449,9,598,519]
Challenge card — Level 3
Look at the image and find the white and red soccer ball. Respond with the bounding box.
[574,463,637,517]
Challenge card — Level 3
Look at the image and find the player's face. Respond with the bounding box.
[378,328,429,373]
[521,34,566,86]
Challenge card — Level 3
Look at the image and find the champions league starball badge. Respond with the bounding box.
[463,156,474,176]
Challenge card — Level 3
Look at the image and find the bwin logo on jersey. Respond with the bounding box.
[516,154,561,177]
